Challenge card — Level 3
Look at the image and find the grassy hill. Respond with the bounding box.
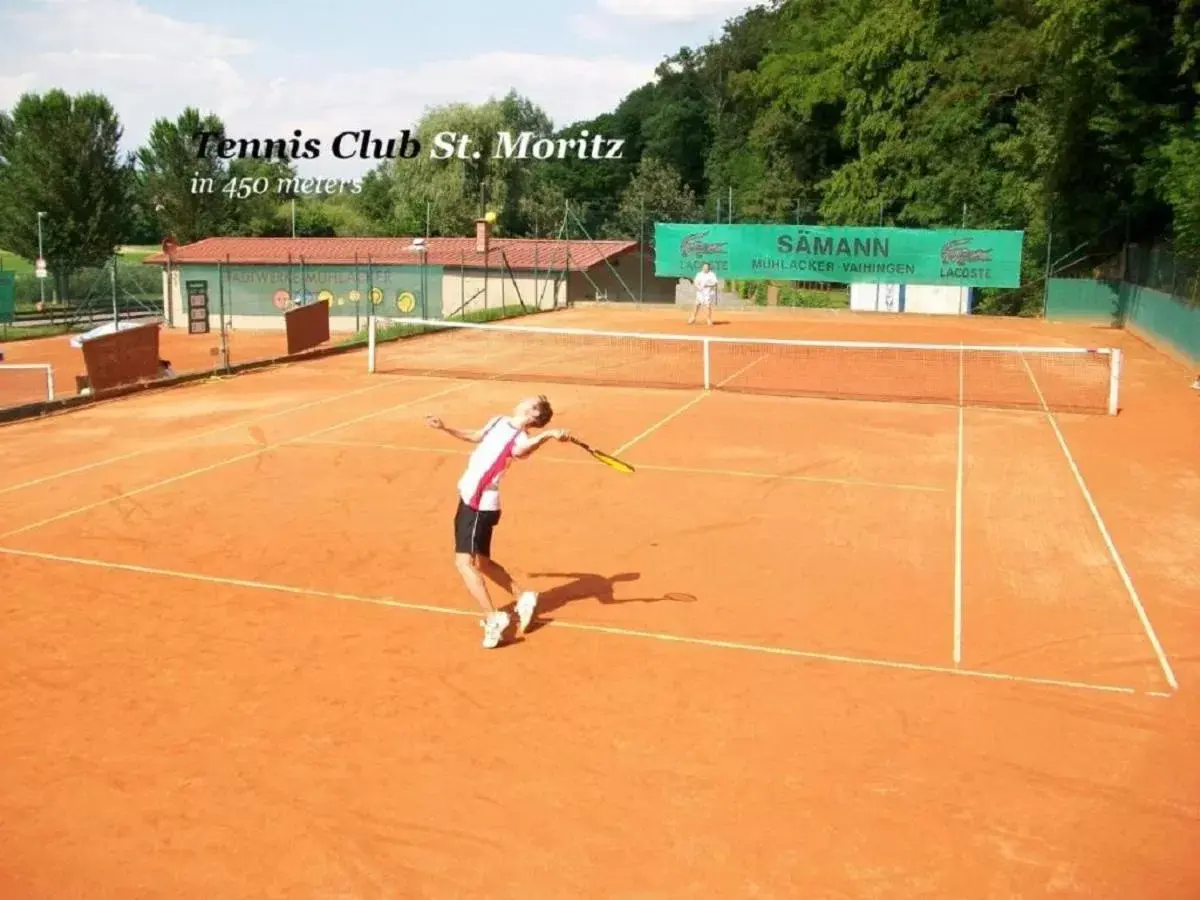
[0,249,34,274]
[0,246,158,274]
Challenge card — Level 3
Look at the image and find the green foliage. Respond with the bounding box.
[605,157,702,240]
[1161,127,1200,262]
[352,164,401,235]
[0,90,129,298]
[0,248,34,274]
[338,303,539,346]
[384,91,554,237]
[7,0,1200,317]
[227,156,296,236]
[137,107,232,244]
[735,280,849,308]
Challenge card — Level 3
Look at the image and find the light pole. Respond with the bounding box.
[36,211,46,307]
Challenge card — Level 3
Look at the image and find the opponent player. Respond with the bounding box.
[426,395,569,648]
[689,261,719,325]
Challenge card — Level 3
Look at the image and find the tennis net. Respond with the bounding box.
[367,318,1121,415]
[0,364,56,411]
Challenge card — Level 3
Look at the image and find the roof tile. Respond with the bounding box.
[143,236,637,271]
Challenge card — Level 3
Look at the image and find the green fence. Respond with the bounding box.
[178,259,443,325]
[1123,285,1200,363]
[0,271,14,323]
[1044,279,1122,324]
[1047,278,1200,364]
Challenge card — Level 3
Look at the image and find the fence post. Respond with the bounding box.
[1041,211,1053,318]
[367,258,377,375]
[218,255,230,371]
[638,199,645,303]
[110,256,119,328]
[165,257,175,327]
[368,255,375,323]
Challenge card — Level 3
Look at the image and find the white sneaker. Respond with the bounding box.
[515,591,539,635]
[481,610,510,649]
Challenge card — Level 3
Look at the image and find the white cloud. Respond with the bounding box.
[595,0,758,24]
[0,0,657,178]
[569,12,618,41]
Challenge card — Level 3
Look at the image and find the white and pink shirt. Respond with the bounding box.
[457,417,534,511]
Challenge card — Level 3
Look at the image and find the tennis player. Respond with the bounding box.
[426,395,569,648]
[689,262,719,325]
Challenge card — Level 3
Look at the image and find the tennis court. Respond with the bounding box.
[1,306,1197,897]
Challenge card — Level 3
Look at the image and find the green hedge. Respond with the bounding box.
[730,280,850,308]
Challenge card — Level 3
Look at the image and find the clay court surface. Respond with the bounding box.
[1,306,1198,897]
[0,326,289,406]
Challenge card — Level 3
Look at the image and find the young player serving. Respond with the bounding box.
[426,395,570,648]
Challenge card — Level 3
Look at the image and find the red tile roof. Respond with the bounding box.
[142,236,637,271]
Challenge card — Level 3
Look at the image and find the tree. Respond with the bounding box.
[389,92,553,236]
[518,172,569,237]
[123,166,164,245]
[605,156,701,241]
[1160,127,1200,262]
[352,163,400,234]
[227,156,296,236]
[136,107,231,243]
[0,90,129,300]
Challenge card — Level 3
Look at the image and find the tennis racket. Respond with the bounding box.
[568,437,635,473]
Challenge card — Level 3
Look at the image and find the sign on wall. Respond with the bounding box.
[176,264,440,318]
[185,279,210,334]
[654,224,1024,288]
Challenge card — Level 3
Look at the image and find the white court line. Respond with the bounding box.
[715,354,769,388]
[0,379,396,497]
[954,344,965,666]
[613,393,708,456]
[1019,353,1178,691]
[1,344,595,540]
[298,438,948,493]
[0,545,1166,699]
[0,381,479,540]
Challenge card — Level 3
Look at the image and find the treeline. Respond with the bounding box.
[2,0,1197,309]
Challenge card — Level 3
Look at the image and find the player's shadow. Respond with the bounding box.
[518,571,696,634]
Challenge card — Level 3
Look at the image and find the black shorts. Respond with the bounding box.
[454,499,501,556]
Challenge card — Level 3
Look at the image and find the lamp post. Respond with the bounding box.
[36,211,47,307]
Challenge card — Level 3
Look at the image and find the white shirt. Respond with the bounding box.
[694,270,719,303]
[457,416,534,511]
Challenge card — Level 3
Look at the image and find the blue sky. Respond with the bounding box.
[0,0,759,178]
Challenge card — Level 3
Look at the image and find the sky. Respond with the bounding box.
[0,0,760,178]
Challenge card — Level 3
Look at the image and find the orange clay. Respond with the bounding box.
[0,308,1196,898]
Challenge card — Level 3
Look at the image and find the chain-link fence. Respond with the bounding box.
[7,256,162,328]
[1125,242,1200,306]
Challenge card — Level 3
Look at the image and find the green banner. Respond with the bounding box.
[0,271,15,324]
[654,224,1024,287]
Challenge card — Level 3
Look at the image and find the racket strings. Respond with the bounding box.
[592,451,634,473]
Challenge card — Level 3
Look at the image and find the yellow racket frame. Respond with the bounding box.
[569,438,635,473]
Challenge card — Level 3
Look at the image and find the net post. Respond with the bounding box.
[45,364,54,401]
[1107,348,1121,415]
[367,311,377,373]
[702,338,711,389]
